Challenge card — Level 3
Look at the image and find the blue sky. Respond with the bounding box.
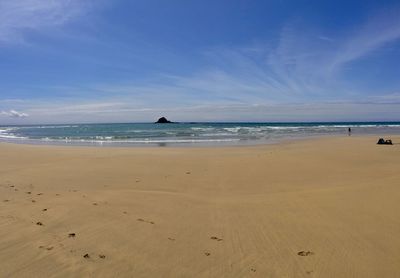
[1,0,400,124]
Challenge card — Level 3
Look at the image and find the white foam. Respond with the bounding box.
[38,137,240,144]
[223,127,241,133]
[18,125,79,129]
[191,127,216,131]
[0,128,26,139]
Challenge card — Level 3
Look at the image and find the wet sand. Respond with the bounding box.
[1,136,400,277]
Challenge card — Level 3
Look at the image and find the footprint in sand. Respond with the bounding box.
[137,218,155,224]
[39,246,53,251]
[31,200,36,203]
[3,199,9,202]
[168,237,175,241]
[36,221,44,226]
[26,192,31,194]
[99,254,106,259]
[251,268,256,272]
[204,252,211,256]
[93,203,98,206]
[37,193,43,196]
[186,172,191,174]
[210,236,223,241]
[68,233,76,238]
[83,253,90,259]
[297,251,314,256]
[42,208,48,212]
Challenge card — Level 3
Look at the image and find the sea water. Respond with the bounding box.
[0,122,399,147]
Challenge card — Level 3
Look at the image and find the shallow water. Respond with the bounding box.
[1,122,399,147]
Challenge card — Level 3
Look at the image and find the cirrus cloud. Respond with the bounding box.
[0,0,95,44]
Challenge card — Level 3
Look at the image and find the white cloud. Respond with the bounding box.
[367,92,400,104]
[1,110,29,118]
[2,96,400,124]
[0,6,399,124]
[0,0,94,43]
[329,9,400,72]
[318,36,334,42]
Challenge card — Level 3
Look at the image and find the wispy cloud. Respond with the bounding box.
[185,8,400,103]
[1,110,29,118]
[0,5,399,123]
[2,97,400,124]
[318,36,334,42]
[367,92,400,104]
[0,0,94,43]
[329,8,400,72]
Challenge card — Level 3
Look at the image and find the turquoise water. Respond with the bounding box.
[1,122,399,146]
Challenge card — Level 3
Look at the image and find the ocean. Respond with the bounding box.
[0,122,399,147]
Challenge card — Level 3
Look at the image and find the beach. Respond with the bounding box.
[1,135,400,277]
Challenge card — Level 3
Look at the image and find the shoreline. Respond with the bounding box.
[0,133,395,149]
[1,121,400,148]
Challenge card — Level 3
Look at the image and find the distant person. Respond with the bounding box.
[348,127,352,136]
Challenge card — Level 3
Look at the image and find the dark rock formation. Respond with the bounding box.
[377,138,393,145]
[155,117,172,124]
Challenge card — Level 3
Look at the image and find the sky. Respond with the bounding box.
[1,0,400,124]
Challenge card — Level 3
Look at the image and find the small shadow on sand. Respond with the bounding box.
[298,251,314,256]
[39,246,54,251]
[137,218,155,224]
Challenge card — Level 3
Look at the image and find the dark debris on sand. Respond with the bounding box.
[298,251,314,256]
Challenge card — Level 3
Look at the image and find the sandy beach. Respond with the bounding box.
[1,136,400,277]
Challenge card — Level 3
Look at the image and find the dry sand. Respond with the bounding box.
[1,136,400,277]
